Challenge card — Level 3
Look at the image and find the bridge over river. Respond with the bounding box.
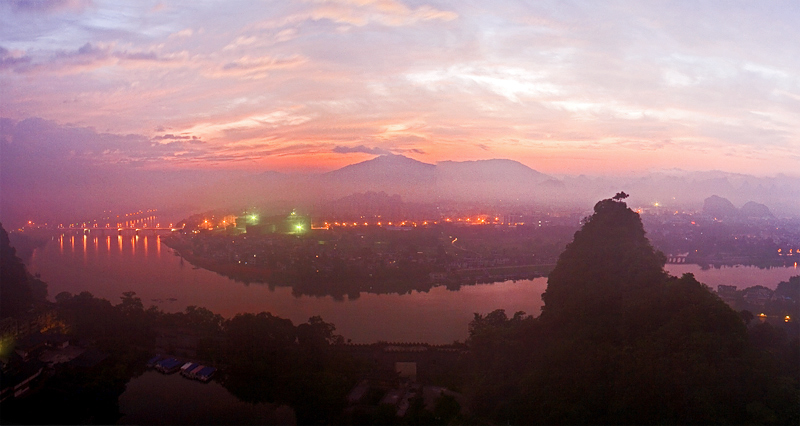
[59,226,180,235]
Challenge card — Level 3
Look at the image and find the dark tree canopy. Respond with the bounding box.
[541,197,667,340]
[466,196,799,425]
[1,222,46,318]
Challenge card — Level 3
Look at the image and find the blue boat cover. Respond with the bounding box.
[197,366,215,377]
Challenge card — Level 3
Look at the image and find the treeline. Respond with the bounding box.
[165,220,573,300]
[461,197,799,424]
[4,288,365,424]
[0,223,47,317]
[4,196,800,425]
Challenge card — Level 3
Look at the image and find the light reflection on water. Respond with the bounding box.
[29,232,548,344]
[28,233,798,343]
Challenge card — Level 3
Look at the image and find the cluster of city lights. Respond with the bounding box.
[310,216,531,229]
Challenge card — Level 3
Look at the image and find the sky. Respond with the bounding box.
[2,0,800,180]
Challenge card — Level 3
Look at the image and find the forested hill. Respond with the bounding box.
[0,223,47,318]
[466,194,799,425]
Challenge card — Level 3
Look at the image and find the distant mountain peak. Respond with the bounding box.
[703,195,739,218]
[436,158,548,179]
[740,201,774,218]
[326,154,434,173]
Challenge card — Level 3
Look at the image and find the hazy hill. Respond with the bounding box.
[6,148,800,227]
[323,154,436,187]
[128,165,800,220]
[314,155,554,203]
[700,195,776,219]
[435,159,551,201]
[703,195,740,218]
[560,171,800,217]
[740,201,774,218]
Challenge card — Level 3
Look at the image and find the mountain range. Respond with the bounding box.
[218,155,799,217]
[186,154,800,220]
[3,153,799,227]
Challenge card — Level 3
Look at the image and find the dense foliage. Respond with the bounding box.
[3,204,799,424]
[466,196,799,424]
[0,222,47,317]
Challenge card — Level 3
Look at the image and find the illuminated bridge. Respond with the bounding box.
[61,226,181,235]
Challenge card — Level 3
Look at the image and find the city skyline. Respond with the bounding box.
[2,0,799,176]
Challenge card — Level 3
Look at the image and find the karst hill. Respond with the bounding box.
[467,195,799,425]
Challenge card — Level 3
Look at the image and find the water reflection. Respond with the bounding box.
[26,233,799,343]
[119,371,294,425]
[665,263,798,290]
[27,232,547,343]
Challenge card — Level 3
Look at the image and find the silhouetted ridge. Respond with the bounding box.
[324,154,435,183]
[466,195,797,424]
[435,158,548,182]
[541,197,666,334]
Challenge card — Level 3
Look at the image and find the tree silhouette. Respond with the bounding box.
[466,196,799,425]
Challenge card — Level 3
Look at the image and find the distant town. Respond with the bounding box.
[13,193,799,299]
[133,193,799,298]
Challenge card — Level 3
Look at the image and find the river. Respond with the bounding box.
[118,371,294,425]
[26,232,798,344]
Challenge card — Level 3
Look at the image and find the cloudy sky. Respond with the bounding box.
[2,0,799,177]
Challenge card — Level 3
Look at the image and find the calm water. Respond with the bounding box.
[27,232,798,344]
[664,263,799,290]
[118,371,294,425]
[28,232,548,344]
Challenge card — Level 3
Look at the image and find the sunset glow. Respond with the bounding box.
[2,0,799,176]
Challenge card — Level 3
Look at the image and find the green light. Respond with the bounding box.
[295,224,303,231]
[249,214,258,223]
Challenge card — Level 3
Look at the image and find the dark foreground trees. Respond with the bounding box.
[0,222,47,317]
[466,196,799,425]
